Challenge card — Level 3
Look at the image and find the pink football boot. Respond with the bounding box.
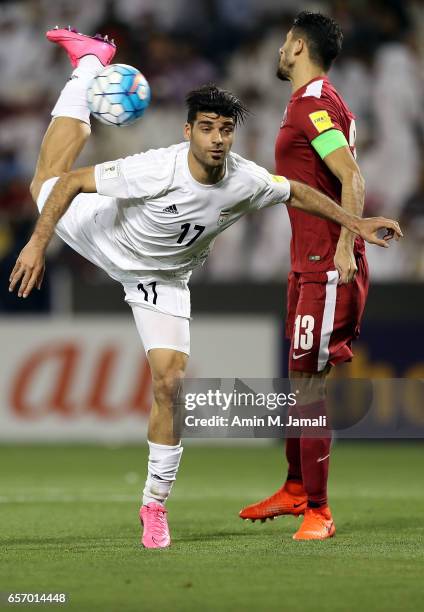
[46,26,116,68]
[139,503,171,549]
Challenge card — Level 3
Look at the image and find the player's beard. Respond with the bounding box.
[276,55,293,82]
[192,146,227,180]
[276,62,291,81]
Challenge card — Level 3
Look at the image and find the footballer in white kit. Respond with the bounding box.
[38,140,292,342]
[9,28,402,549]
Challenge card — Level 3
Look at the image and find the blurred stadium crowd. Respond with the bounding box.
[1,0,424,312]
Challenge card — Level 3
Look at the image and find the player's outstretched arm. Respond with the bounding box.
[287,180,403,247]
[9,167,96,298]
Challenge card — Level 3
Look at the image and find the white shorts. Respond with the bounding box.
[37,177,191,355]
[131,304,190,355]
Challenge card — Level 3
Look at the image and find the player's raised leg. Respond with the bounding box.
[30,27,116,202]
[30,117,91,202]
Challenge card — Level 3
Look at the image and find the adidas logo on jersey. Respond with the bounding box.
[162,204,179,214]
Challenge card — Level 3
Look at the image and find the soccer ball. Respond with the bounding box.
[87,64,151,127]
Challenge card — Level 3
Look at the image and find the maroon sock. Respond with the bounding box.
[299,400,332,507]
[285,405,302,482]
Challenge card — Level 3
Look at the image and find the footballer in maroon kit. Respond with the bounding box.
[240,11,371,539]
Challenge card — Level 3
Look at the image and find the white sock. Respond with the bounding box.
[51,55,104,125]
[142,440,183,506]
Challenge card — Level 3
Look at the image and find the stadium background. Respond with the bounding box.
[0,1,423,611]
[1,0,423,435]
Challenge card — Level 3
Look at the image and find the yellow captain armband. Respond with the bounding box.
[311,129,349,159]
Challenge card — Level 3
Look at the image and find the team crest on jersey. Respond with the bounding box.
[217,209,231,226]
[280,108,288,128]
[101,161,121,180]
[309,110,334,133]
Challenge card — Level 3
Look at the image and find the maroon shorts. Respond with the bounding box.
[286,254,369,373]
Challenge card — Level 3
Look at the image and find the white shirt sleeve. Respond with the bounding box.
[94,145,177,199]
[251,172,291,210]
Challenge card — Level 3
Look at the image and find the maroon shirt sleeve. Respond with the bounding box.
[290,96,344,144]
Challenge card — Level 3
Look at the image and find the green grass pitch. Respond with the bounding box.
[0,443,423,612]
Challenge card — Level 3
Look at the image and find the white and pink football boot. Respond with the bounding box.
[139,503,171,549]
[46,26,116,68]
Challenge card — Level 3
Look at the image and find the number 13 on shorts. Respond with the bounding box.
[290,309,325,372]
[293,314,315,350]
[287,267,368,373]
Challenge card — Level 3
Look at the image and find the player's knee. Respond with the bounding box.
[152,372,182,407]
[151,361,186,407]
[31,172,67,207]
[30,173,60,203]
[29,178,43,203]
[289,370,327,404]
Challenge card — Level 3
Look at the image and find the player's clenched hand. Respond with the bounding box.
[334,245,357,284]
[358,217,403,247]
[9,240,46,298]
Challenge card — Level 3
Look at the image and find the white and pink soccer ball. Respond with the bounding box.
[87,63,151,127]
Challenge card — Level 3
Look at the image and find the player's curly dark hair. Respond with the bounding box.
[292,11,343,71]
[185,84,249,126]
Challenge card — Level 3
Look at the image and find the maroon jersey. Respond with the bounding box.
[275,76,365,273]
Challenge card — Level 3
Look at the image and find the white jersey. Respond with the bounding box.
[93,142,290,281]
